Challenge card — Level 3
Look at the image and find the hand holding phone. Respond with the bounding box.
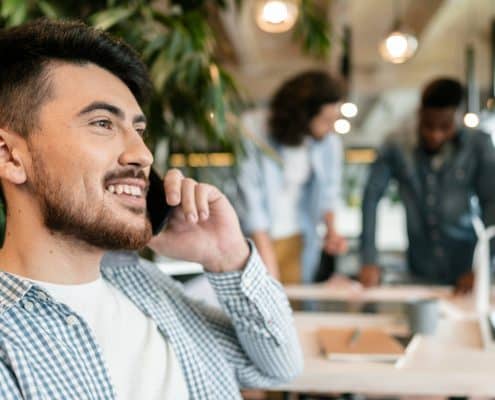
[147,168,250,273]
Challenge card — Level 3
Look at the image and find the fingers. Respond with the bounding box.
[324,235,348,255]
[195,183,210,221]
[163,169,218,224]
[181,178,199,223]
[164,169,183,206]
[358,265,381,288]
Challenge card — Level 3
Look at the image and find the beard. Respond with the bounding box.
[27,146,152,251]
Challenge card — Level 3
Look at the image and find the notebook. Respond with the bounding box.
[317,327,409,363]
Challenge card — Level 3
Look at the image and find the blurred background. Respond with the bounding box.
[2,0,494,276]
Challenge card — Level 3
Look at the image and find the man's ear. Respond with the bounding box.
[0,128,27,185]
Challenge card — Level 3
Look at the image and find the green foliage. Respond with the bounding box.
[0,0,246,155]
[294,0,332,59]
[0,0,332,241]
[0,0,332,154]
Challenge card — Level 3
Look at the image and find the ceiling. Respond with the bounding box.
[218,0,495,146]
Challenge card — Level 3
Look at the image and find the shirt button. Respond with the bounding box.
[37,292,48,301]
[23,301,34,312]
[66,315,79,326]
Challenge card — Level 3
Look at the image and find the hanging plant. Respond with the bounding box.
[0,0,332,158]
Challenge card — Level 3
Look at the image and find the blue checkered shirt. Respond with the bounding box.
[0,246,303,399]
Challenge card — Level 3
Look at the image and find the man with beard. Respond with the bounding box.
[0,20,302,399]
[359,78,495,293]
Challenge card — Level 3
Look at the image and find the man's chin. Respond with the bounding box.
[49,214,153,251]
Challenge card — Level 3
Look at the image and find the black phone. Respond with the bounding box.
[147,168,173,235]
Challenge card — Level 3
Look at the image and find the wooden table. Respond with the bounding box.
[284,283,495,318]
[275,312,495,397]
[285,283,452,303]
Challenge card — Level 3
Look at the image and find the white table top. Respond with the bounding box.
[284,283,452,302]
[284,283,495,319]
[276,312,495,396]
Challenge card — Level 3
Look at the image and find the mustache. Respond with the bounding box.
[103,168,149,190]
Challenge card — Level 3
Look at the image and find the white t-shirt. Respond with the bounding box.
[242,108,313,239]
[32,277,189,400]
[270,141,312,239]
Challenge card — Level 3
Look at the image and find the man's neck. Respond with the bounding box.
[0,208,104,284]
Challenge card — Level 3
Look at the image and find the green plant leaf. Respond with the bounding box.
[6,0,27,26]
[0,0,19,19]
[89,6,136,31]
[37,0,60,18]
[150,48,174,91]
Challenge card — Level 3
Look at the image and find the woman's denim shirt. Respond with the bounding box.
[235,109,343,282]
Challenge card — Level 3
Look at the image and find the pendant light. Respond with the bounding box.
[255,0,299,33]
[379,1,418,64]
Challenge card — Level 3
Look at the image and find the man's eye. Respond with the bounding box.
[92,119,113,129]
[136,128,147,138]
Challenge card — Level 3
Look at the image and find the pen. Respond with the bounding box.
[348,328,361,347]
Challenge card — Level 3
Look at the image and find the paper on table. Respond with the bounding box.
[317,327,407,363]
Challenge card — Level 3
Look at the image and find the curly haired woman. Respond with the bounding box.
[236,70,348,284]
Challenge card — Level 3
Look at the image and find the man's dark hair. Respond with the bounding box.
[0,18,151,137]
[269,70,344,146]
[421,78,464,109]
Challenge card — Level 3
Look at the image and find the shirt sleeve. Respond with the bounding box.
[320,134,344,213]
[196,242,303,388]
[475,132,495,227]
[235,138,271,234]
[474,132,495,264]
[360,143,394,265]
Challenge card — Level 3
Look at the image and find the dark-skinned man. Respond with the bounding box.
[359,78,495,294]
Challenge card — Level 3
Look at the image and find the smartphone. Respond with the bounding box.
[147,168,173,235]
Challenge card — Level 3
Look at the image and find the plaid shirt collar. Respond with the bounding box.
[0,271,32,314]
[0,250,139,315]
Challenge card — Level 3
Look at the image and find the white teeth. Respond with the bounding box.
[106,184,142,197]
[131,186,141,196]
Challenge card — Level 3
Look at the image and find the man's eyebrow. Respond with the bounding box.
[77,102,124,119]
[77,101,146,124]
[133,114,147,125]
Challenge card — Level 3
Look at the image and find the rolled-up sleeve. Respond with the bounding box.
[320,134,344,213]
[475,133,495,227]
[236,139,270,234]
[360,144,393,265]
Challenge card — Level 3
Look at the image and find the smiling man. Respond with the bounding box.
[0,20,302,399]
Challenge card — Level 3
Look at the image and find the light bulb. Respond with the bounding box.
[255,0,299,33]
[464,112,480,128]
[262,1,288,24]
[334,118,351,134]
[341,102,358,118]
[379,30,418,64]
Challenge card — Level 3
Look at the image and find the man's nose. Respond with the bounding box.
[119,132,154,168]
